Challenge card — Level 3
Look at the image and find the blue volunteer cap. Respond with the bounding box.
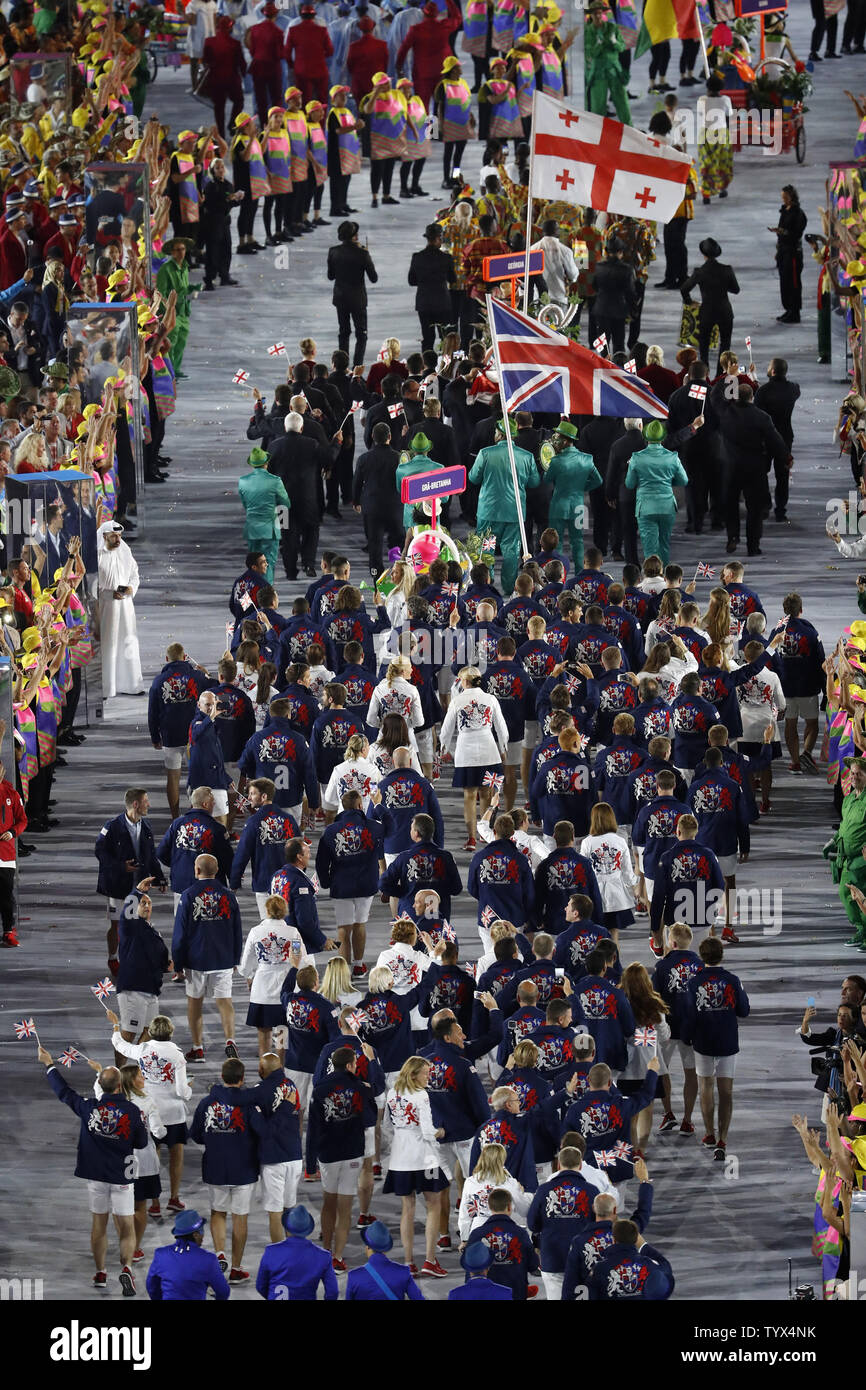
[282,1205,315,1236]
[172,1209,206,1237]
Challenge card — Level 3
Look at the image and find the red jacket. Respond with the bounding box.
[0,229,27,286]
[202,32,247,89]
[347,35,389,104]
[0,779,26,859]
[396,0,461,82]
[285,18,333,78]
[247,17,284,73]
[638,363,680,404]
[43,230,78,273]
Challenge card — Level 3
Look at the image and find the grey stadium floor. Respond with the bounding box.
[0,3,858,1305]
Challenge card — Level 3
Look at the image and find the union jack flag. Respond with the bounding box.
[488,298,667,420]
[442,583,459,597]
[564,672,582,694]
[387,402,404,420]
[233,369,250,385]
[239,591,254,610]
[633,1027,657,1046]
[91,977,116,1001]
[432,752,442,780]
[344,1009,367,1033]
[58,1046,82,1068]
[695,562,716,579]
[688,383,707,401]
[611,1140,633,1159]
[14,1017,36,1039]
[594,1149,618,1169]
[482,771,504,790]
[267,343,286,356]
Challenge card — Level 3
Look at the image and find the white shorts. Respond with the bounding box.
[364,1126,376,1158]
[87,1180,134,1216]
[333,896,374,927]
[260,1159,303,1212]
[694,1051,737,1079]
[437,1138,473,1180]
[505,740,523,768]
[661,1036,696,1071]
[541,1271,564,1301]
[185,968,234,1000]
[675,766,694,788]
[118,990,158,1034]
[107,897,125,914]
[415,728,433,764]
[291,1070,314,1113]
[256,891,271,920]
[522,721,540,751]
[785,695,819,722]
[163,745,186,771]
[319,1157,362,1195]
[717,853,737,878]
[208,1182,255,1215]
[288,803,303,824]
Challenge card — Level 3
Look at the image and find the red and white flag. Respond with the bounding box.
[267,343,286,357]
[695,561,716,579]
[350,400,363,414]
[529,90,692,224]
[91,977,116,1002]
[688,383,707,401]
[233,369,250,385]
[745,336,752,352]
[624,358,636,374]
[58,1046,83,1068]
[387,402,403,420]
[14,1017,36,1039]
[593,333,608,354]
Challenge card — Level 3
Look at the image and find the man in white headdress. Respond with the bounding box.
[97,521,143,699]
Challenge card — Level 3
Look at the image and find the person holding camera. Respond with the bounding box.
[187,691,232,826]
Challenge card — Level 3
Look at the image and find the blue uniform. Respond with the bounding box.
[46,1067,147,1182]
[306,1071,377,1167]
[309,707,365,784]
[172,878,243,973]
[379,841,462,917]
[469,1109,537,1191]
[448,1278,513,1300]
[157,810,234,893]
[270,863,327,952]
[268,682,321,740]
[230,804,301,892]
[373,768,444,855]
[688,768,749,859]
[534,847,603,934]
[562,1182,654,1300]
[553,918,616,984]
[527,1168,597,1272]
[650,837,725,937]
[681,964,750,1057]
[419,1038,490,1142]
[590,672,640,745]
[95,812,165,901]
[482,660,534,744]
[256,1235,339,1299]
[117,909,170,996]
[468,837,535,930]
[670,691,720,769]
[238,719,320,811]
[593,736,645,825]
[632,796,692,881]
[190,1084,267,1186]
[280,974,342,1073]
[652,949,702,1041]
[148,661,209,747]
[588,1241,674,1300]
[346,1252,425,1300]
[187,712,231,792]
[465,1214,540,1300]
[571,974,636,1071]
[316,808,385,898]
[146,1240,231,1300]
[530,752,595,837]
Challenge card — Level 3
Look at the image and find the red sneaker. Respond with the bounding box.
[357,1213,375,1228]
[679,1120,695,1135]
[372,1163,382,1178]
[351,963,367,979]
[148,1200,161,1218]
[166,1196,185,1213]
[721,925,740,944]
[303,1169,320,1182]
[132,1249,145,1263]
[408,1263,419,1276]
[0,931,19,947]
[92,1271,107,1289]
[648,936,663,957]
[527,1284,539,1298]
[437,1234,452,1250]
[119,1266,136,1297]
[420,1259,447,1278]
[701,1132,717,1148]
[463,836,477,851]
[229,1268,250,1284]
[659,1112,677,1132]
[185,1047,205,1064]
[332,1257,347,1273]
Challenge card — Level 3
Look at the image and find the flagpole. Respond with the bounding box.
[487,294,531,564]
[522,90,537,315]
[694,1,711,79]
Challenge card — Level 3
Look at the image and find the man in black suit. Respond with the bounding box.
[589,239,635,357]
[710,382,790,557]
[352,421,404,576]
[364,372,403,448]
[267,412,337,578]
[408,224,455,353]
[667,360,723,534]
[755,358,801,522]
[326,220,378,366]
[680,237,740,376]
[247,383,293,447]
[289,361,337,434]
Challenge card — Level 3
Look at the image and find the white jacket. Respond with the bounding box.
[369,737,422,777]
[385,1086,450,1174]
[367,677,424,732]
[439,686,509,768]
[458,1173,529,1239]
[637,651,697,704]
[737,668,785,742]
[375,943,432,995]
[239,919,309,1004]
[619,1016,671,1081]
[478,818,546,869]
[322,756,382,812]
[579,833,637,913]
[111,1032,191,1126]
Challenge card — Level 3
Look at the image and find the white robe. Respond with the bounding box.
[98,537,142,698]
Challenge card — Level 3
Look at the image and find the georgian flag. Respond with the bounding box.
[593,333,608,354]
[387,402,404,419]
[529,91,692,224]
[624,359,637,374]
[268,343,286,357]
[689,383,707,401]
[233,369,250,385]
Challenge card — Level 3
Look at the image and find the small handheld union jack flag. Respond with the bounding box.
[91,977,116,1006]
[239,591,254,611]
[612,1140,633,1159]
[633,1027,657,1047]
[594,1149,617,1169]
[58,1046,83,1068]
[688,383,707,401]
[481,904,499,927]
[432,752,442,781]
[14,1017,37,1040]
[695,562,716,579]
[233,369,250,385]
[624,358,636,374]
[564,672,582,694]
[345,1008,367,1033]
[745,336,751,352]
[592,333,607,354]
[442,582,459,597]
[482,771,504,791]
[267,343,286,357]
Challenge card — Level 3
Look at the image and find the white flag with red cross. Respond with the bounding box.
[529,91,692,225]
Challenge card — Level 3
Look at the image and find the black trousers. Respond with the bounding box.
[616,488,640,565]
[418,310,446,353]
[327,439,355,509]
[237,194,257,239]
[115,406,136,511]
[443,140,467,182]
[362,505,404,574]
[663,217,688,287]
[282,516,320,576]
[335,300,368,366]
[594,314,626,356]
[680,38,700,71]
[59,666,82,732]
[329,169,351,213]
[777,249,803,315]
[289,180,307,228]
[370,157,396,196]
[810,0,827,51]
[726,463,768,551]
[649,41,670,78]
[627,282,646,349]
[203,219,232,285]
[458,294,482,350]
[0,866,15,933]
[400,158,425,194]
[698,307,732,375]
[26,762,53,820]
[844,0,866,48]
[773,457,790,519]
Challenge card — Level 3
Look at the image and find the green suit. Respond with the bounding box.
[827,788,866,936]
[156,256,196,372]
[396,453,442,527]
[624,442,689,566]
[585,21,630,124]
[546,445,603,569]
[469,441,539,593]
[238,468,290,583]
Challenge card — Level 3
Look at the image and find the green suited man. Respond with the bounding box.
[624,419,689,566]
[824,755,866,945]
[238,447,290,584]
[585,1,631,125]
[469,417,539,594]
[545,419,602,570]
[155,237,200,378]
[396,431,443,528]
